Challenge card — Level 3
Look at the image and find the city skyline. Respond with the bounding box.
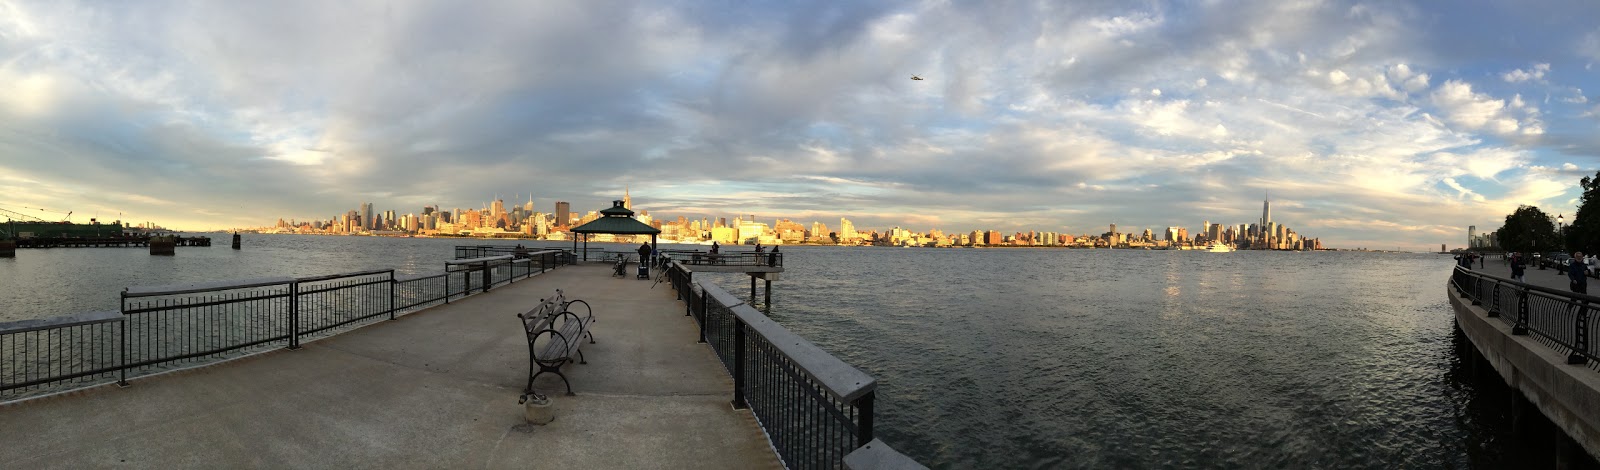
[4,1,1600,252]
[254,190,1320,250]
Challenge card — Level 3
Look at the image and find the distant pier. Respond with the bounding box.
[11,236,211,249]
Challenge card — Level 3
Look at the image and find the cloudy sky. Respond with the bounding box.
[3,0,1599,250]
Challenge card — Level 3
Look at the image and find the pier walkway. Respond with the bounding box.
[0,264,780,468]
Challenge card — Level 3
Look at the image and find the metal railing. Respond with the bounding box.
[673,250,784,268]
[663,262,921,469]
[1,250,566,401]
[1452,266,1600,368]
[455,245,577,265]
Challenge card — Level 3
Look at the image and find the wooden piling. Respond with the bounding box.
[232,233,241,250]
[150,236,176,256]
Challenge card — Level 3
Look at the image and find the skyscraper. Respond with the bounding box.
[623,186,631,210]
[1261,192,1271,232]
[555,201,570,228]
[1468,225,1477,248]
[361,202,373,231]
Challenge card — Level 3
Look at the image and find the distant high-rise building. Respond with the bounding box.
[1109,223,1117,234]
[1261,192,1271,234]
[623,187,632,210]
[555,201,570,227]
[361,202,373,231]
[1467,225,1477,249]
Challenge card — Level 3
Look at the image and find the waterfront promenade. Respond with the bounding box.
[0,264,780,468]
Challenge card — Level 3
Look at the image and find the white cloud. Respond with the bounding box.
[1430,80,1544,137]
[1501,63,1550,83]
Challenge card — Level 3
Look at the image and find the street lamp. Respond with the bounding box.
[1560,214,1566,252]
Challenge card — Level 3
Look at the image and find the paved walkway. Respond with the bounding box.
[0,264,780,469]
[1474,258,1588,293]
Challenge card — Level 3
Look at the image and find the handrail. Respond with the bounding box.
[0,310,120,335]
[296,269,394,284]
[844,439,927,470]
[395,272,447,283]
[662,259,917,468]
[1453,266,1600,367]
[123,276,296,297]
[1455,266,1600,303]
[701,281,878,402]
[447,255,513,265]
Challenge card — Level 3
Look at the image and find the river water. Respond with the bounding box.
[0,235,1558,467]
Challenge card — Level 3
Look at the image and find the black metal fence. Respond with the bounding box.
[673,250,784,268]
[1,250,566,401]
[663,262,920,469]
[1452,266,1600,369]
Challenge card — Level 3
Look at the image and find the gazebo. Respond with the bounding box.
[569,200,660,262]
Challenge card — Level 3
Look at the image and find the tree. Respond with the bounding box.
[1566,171,1600,254]
[1499,205,1559,254]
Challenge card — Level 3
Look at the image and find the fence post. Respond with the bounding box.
[481,260,490,293]
[856,391,875,447]
[389,270,397,320]
[444,270,451,304]
[118,292,129,386]
[1487,280,1501,317]
[1470,277,1482,305]
[732,317,748,409]
[698,289,708,344]
[1514,289,1529,335]
[1572,303,1589,365]
[289,282,301,349]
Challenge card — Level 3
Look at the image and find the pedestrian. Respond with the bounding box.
[1571,251,1589,294]
[768,245,779,267]
[1455,252,1471,269]
[755,243,764,253]
[1479,252,1485,269]
[1510,252,1526,283]
[636,242,652,264]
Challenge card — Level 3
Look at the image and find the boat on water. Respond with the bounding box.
[1206,242,1233,253]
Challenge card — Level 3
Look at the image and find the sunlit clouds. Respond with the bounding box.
[2,0,1600,250]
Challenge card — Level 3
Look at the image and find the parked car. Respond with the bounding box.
[1543,252,1571,270]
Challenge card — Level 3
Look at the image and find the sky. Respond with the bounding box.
[3,0,1600,250]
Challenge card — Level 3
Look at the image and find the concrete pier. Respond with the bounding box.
[1449,282,1600,461]
[0,264,780,468]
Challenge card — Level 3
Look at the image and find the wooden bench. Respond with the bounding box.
[518,289,595,398]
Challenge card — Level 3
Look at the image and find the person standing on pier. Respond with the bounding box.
[1570,252,1589,294]
[637,242,652,265]
[1510,252,1526,282]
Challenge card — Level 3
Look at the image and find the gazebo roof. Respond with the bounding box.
[570,200,661,235]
